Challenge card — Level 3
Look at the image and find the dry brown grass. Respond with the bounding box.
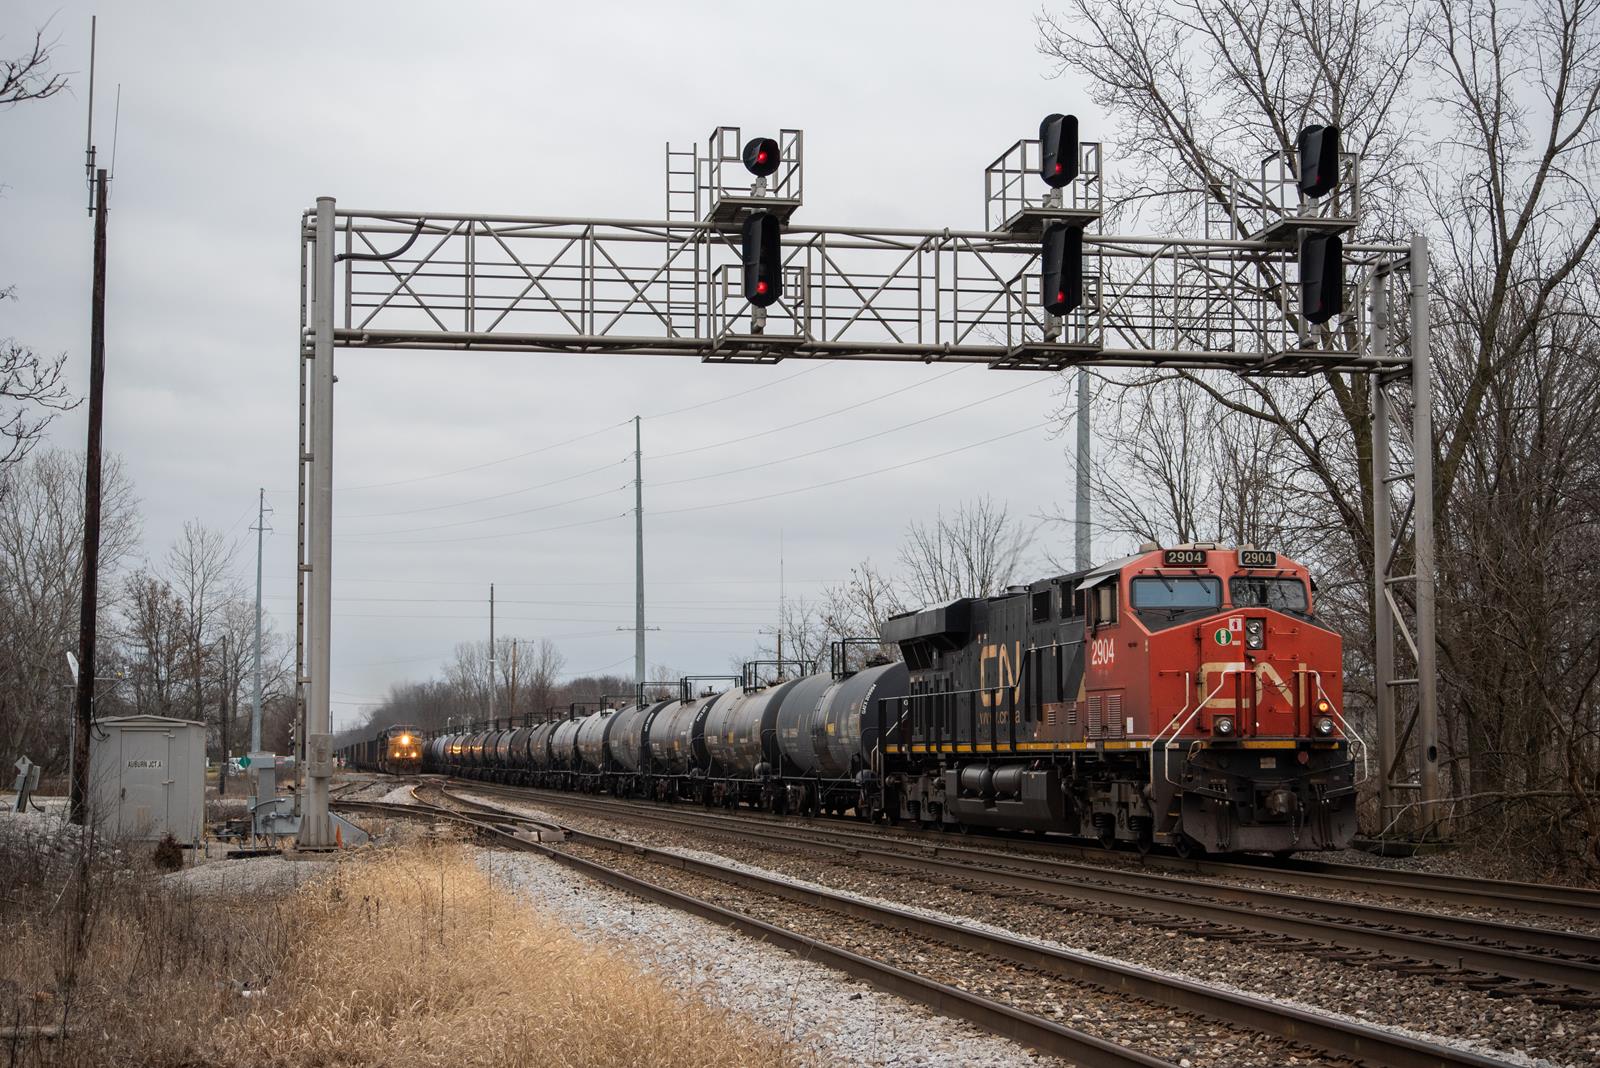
[221,841,803,1067]
[2,830,803,1068]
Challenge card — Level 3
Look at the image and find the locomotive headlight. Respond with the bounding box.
[1315,716,1335,736]
[1245,618,1266,650]
[400,734,412,746]
[1214,715,1235,736]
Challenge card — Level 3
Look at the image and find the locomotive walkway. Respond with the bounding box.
[335,784,1530,1068]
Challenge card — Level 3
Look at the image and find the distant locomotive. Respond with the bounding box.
[338,723,424,776]
[410,544,1356,856]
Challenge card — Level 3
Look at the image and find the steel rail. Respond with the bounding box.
[460,784,1600,994]
[429,786,1519,1068]
[330,795,1178,1068]
[459,776,1599,921]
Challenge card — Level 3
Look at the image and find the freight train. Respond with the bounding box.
[405,545,1358,856]
[337,723,424,776]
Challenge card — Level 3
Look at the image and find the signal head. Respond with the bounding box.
[741,209,783,308]
[1039,113,1080,188]
[742,137,781,178]
[1040,221,1083,317]
[1299,231,1344,325]
[1296,124,1340,199]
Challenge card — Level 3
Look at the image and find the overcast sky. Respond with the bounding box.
[2,1,1101,729]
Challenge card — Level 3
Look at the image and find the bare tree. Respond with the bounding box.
[165,521,240,782]
[1,24,67,107]
[0,451,139,771]
[1038,0,1600,866]
[119,569,187,717]
[897,495,1035,605]
[1,25,76,476]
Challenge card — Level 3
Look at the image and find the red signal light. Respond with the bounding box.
[756,150,768,163]
[756,280,768,294]
[1056,290,1065,303]
[1054,162,1063,174]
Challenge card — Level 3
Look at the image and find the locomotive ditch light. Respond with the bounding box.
[742,137,781,178]
[1245,619,1266,650]
[1214,715,1235,736]
[1315,716,1336,736]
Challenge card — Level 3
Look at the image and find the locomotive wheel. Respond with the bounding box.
[1174,834,1206,860]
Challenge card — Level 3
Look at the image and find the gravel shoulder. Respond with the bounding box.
[477,847,1064,1068]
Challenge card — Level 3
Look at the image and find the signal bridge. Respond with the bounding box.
[294,120,1435,849]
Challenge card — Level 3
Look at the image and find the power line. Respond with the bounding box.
[338,456,629,520]
[639,363,831,419]
[265,595,786,607]
[329,419,631,493]
[335,511,627,546]
[652,365,970,460]
[342,483,628,537]
[654,420,1051,517]
[654,375,1049,488]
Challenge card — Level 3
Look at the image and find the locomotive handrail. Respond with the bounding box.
[1153,666,1247,789]
[1310,671,1369,785]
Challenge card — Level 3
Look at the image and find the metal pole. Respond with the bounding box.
[488,583,496,722]
[1410,234,1440,831]
[218,634,229,797]
[634,415,646,699]
[1074,369,1091,570]
[69,167,108,826]
[251,487,264,753]
[298,196,335,848]
[1369,275,1396,834]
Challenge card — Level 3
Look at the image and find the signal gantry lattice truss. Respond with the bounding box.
[294,122,1436,847]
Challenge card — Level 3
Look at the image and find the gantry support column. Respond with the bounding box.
[1369,274,1397,833]
[1411,234,1440,831]
[297,196,336,848]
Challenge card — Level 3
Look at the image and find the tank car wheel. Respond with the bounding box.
[1173,834,1206,860]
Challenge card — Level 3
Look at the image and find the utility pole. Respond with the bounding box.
[634,415,645,702]
[250,487,268,753]
[488,583,496,723]
[777,529,785,677]
[1074,370,1091,571]
[70,18,108,826]
[218,634,230,796]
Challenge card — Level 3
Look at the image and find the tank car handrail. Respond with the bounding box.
[1310,671,1369,785]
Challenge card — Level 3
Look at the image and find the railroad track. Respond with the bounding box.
[398,772,1600,924]
[336,788,1522,1068]
[454,782,1600,1003]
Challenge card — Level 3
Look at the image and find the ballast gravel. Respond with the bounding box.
[477,848,1062,1068]
[460,789,1593,1068]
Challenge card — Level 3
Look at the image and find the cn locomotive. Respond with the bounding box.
[337,723,424,776]
[417,544,1357,855]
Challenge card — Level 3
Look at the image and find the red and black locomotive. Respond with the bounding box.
[877,544,1357,854]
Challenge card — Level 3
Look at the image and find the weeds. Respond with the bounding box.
[1,825,801,1067]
